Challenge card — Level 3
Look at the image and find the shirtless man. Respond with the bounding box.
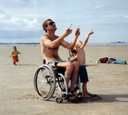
[40,19,80,95]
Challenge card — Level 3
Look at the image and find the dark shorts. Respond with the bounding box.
[78,65,89,83]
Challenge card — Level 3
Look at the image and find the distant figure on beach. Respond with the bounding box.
[10,46,21,65]
[69,30,98,99]
[40,19,80,101]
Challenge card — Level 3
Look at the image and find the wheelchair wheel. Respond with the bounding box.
[56,96,63,103]
[33,65,56,101]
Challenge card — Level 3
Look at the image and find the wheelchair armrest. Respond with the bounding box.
[43,59,58,67]
[50,61,58,67]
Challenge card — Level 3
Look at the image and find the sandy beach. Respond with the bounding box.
[0,45,128,115]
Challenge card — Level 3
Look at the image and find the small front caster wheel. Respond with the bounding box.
[56,96,63,103]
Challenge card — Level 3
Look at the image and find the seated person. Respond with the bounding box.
[40,19,80,102]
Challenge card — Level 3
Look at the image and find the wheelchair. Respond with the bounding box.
[33,60,82,103]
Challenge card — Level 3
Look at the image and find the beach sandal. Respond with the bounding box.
[67,89,79,103]
[76,92,83,100]
[67,94,79,103]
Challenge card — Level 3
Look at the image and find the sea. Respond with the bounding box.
[0,43,40,46]
[0,42,128,46]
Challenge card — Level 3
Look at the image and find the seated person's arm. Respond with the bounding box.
[61,28,80,49]
[41,28,72,48]
[40,35,62,48]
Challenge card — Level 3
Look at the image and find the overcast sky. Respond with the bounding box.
[0,0,128,43]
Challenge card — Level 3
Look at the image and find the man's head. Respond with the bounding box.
[42,19,57,32]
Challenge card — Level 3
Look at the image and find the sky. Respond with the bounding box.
[0,0,128,43]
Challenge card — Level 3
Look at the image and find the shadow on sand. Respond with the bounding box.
[46,93,128,104]
[78,93,128,103]
[17,64,39,66]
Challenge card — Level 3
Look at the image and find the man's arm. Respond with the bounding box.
[61,28,80,49]
[80,31,94,49]
[40,28,72,48]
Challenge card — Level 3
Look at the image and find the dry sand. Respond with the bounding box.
[0,45,128,115]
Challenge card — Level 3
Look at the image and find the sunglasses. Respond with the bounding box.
[48,21,55,26]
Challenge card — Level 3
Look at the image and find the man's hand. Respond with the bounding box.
[63,28,72,37]
[75,28,80,37]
